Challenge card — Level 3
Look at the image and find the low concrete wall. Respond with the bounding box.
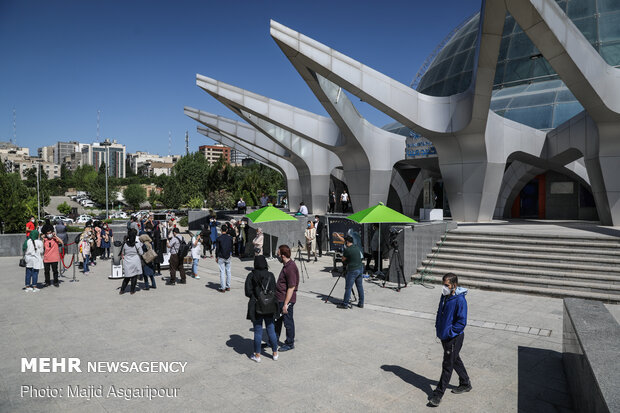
[390,221,457,283]
[563,298,620,413]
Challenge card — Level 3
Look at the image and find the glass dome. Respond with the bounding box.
[408,0,620,132]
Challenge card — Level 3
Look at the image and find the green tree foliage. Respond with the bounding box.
[70,165,97,190]
[57,201,72,215]
[23,167,51,208]
[123,184,147,211]
[206,189,235,210]
[0,171,34,233]
[187,196,204,209]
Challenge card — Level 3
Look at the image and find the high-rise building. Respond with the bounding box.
[37,145,55,163]
[80,140,126,178]
[199,144,231,165]
[54,141,79,164]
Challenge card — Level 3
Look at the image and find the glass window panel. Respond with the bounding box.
[552,102,584,127]
[458,71,473,92]
[526,79,562,92]
[498,36,511,61]
[566,0,596,19]
[460,32,478,50]
[434,58,454,78]
[494,109,507,117]
[556,0,567,12]
[598,0,620,13]
[490,97,513,111]
[503,58,533,83]
[493,84,528,97]
[503,14,515,36]
[440,75,462,96]
[599,12,620,42]
[573,16,598,44]
[600,41,620,65]
[508,91,556,108]
[494,62,506,85]
[531,58,556,79]
[503,105,553,129]
[508,32,537,59]
[450,51,470,73]
[556,88,577,102]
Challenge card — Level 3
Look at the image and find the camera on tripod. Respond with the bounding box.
[388,227,403,250]
[297,240,303,249]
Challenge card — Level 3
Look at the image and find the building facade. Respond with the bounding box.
[126,151,181,175]
[199,144,231,164]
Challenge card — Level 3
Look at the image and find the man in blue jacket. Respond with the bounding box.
[428,273,472,407]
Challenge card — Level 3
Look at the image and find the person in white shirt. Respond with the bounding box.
[298,202,308,216]
[23,230,44,292]
[340,190,349,213]
[191,232,202,279]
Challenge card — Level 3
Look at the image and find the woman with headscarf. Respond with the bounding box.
[304,221,317,262]
[120,228,143,295]
[100,223,113,259]
[23,230,44,292]
[253,228,264,256]
[139,224,157,290]
[244,255,279,363]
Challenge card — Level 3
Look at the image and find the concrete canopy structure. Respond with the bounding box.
[196,75,404,213]
[185,107,302,209]
[269,2,555,222]
[194,79,341,214]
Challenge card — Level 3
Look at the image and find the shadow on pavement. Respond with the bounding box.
[226,334,253,356]
[381,365,435,398]
[518,346,574,412]
[205,282,221,291]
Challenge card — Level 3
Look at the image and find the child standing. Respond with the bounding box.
[428,273,472,407]
[191,232,202,279]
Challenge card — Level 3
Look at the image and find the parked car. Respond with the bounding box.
[111,211,128,219]
[76,215,92,224]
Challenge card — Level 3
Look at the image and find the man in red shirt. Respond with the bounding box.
[26,216,35,237]
[42,229,63,287]
[274,244,299,352]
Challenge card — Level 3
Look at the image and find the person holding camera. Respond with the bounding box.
[337,235,364,309]
[428,273,471,407]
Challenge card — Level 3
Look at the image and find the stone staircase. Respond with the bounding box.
[414,230,620,303]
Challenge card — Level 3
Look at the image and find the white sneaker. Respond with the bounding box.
[273,352,279,361]
[31,287,40,293]
[194,275,200,279]
[24,287,33,292]
[250,354,261,363]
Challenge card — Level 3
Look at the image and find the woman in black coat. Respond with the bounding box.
[244,255,278,363]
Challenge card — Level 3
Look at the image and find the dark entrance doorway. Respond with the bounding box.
[520,179,539,218]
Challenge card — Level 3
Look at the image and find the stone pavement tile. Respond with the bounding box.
[516,326,530,334]
[505,324,518,332]
[538,329,552,337]
[529,327,540,335]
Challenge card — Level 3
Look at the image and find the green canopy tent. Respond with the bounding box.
[245,205,297,258]
[346,202,416,284]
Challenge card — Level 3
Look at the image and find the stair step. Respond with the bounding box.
[439,241,620,257]
[416,266,620,292]
[424,253,620,274]
[443,234,620,249]
[430,247,620,265]
[412,274,620,303]
[450,230,620,242]
[418,260,620,283]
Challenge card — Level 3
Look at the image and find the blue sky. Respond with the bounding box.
[0,0,480,156]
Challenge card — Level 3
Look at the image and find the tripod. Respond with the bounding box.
[295,241,309,283]
[324,263,357,304]
[382,246,407,291]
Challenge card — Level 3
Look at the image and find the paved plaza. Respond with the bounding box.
[2,248,618,413]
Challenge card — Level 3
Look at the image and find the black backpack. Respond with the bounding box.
[177,236,190,259]
[255,275,277,315]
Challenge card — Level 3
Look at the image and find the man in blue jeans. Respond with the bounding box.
[215,225,233,292]
[338,235,364,309]
[274,245,299,351]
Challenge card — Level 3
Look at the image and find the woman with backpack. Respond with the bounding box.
[244,255,279,363]
[23,230,44,292]
[139,224,157,290]
[119,228,143,295]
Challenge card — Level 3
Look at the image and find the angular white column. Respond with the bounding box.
[507,0,620,224]
[269,0,547,222]
[194,125,302,209]
[196,75,402,212]
[185,107,312,211]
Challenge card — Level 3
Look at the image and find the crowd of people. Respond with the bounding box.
[18,210,471,407]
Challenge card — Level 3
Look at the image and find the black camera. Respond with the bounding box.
[388,227,403,249]
[297,240,303,248]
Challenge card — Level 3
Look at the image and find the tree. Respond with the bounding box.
[187,196,203,209]
[0,171,34,233]
[206,189,235,210]
[57,201,71,215]
[23,166,51,209]
[166,153,212,205]
[89,174,119,209]
[123,184,146,211]
[161,179,183,209]
[71,165,97,190]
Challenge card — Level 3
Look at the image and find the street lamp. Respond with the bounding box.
[101,139,112,220]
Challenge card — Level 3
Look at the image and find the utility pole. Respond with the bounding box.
[36,163,40,220]
[185,130,189,155]
[97,110,101,142]
[168,131,172,156]
[101,139,112,219]
[12,107,16,145]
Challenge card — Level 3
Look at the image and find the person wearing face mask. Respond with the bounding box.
[304,221,317,262]
[26,216,36,238]
[428,273,471,407]
[42,230,63,287]
[100,223,113,259]
[80,227,93,274]
[208,216,218,258]
[313,215,324,258]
